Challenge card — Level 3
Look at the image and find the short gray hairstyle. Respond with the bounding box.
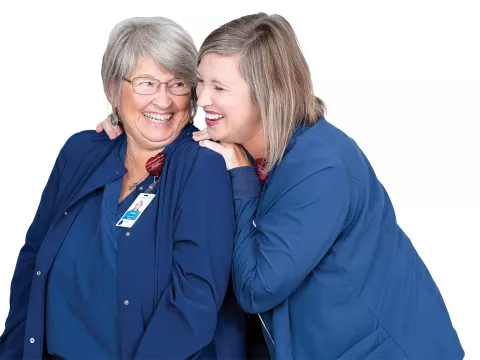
[102,17,198,120]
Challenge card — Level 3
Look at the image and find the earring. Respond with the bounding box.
[110,109,120,126]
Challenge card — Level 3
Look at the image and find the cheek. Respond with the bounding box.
[243,95,261,126]
[175,96,191,112]
[217,95,238,120]
[120,93,150,114]
[231,97,259,128]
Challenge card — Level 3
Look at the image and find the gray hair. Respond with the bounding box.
[102,17,198,120]
[199,13,325,172]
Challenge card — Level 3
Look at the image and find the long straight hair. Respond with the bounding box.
[198,13,325,171]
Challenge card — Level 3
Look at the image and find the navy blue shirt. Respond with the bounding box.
[0,125,245,359]
[46,141,149,358]
[230,118,463,359]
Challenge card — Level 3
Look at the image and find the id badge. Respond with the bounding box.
[116,193,156,228]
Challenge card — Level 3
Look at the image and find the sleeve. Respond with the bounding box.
[0,146,66,359]
[134,149,236,359]
[230,158,350,314]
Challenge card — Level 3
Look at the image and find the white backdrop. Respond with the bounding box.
[0,0,478,358]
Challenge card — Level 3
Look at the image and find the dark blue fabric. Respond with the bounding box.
[45,144,145,359]
[47,185,117,358]
[0,124,245,360]
[229,166,262,199]
[230,118,464,360]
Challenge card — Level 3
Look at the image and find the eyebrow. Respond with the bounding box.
[196,73,227,87]
[134,73,177,81]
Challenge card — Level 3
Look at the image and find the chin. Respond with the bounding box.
[206,127,225,142]
[134,126,171,145]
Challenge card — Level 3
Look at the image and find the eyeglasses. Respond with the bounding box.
[123,77,192,96]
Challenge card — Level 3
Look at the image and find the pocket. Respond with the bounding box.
[337,326,393,360]
[364,337,408,360]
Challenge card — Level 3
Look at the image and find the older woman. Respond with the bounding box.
[0,17,244,359]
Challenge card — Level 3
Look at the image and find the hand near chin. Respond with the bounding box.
[192,129,251,170]
[96,114,124,140]
[191,128,211,142]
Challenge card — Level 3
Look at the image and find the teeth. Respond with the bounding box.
[143,112,173,121]
[205,113,224,120]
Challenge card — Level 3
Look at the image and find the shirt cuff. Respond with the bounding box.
[229,166,262,199]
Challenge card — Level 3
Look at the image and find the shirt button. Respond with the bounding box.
[124,300,129,305]
[36,271,41,276]
[126,232,130,237]
[64,211,68,215]
[29,338,35,343]
[139,186,143,190]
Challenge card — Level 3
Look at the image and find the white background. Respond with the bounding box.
[0,0,478,357]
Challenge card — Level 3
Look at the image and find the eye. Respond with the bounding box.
[169,81,186,88]
[196,78,204,83]
[138,81,156,87]
[214,86,225,91]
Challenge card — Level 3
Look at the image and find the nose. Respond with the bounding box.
[196,83,212,108]
[151,84,173,108]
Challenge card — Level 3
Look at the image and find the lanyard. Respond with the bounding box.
[144,176,160,194]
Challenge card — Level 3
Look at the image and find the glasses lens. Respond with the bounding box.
[167,79,191,95]
[132,77,160,95]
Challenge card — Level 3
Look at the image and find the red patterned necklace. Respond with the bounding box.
[255,158,268,184]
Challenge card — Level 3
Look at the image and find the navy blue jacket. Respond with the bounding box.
[230,118,464,359]
[0,124,245,359]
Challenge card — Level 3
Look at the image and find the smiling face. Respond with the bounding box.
[116,56,191,151]
[196,53,262,145]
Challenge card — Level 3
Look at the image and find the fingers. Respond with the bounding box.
[199,139,227,155]
[192,128,211,141]
[199,140,250,170]
[96,122,104,133]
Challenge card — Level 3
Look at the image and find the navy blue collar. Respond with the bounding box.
[69,123,197,208]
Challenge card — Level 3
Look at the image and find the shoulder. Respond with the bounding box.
[280,120,351,182]
[164,127,230,188]
[265,119,356,202]
[61,130,119,160]
[172,129,228,177]
[51,130,124,184]
[173,141,232,203]
[285,118,377,182]
[195,147,227,171]
[185,144,229,181]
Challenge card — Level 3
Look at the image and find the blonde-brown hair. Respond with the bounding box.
[198,13,325,172]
